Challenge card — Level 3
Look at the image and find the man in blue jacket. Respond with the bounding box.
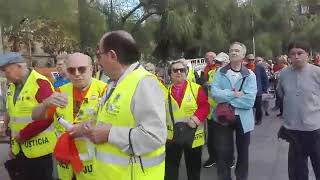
[245,54,269,125]
[211,42,257,180]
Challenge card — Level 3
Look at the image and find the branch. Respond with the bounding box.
[131,11,159,32]
[121,2,143,25]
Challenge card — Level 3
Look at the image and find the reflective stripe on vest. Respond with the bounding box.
[96,67,165,178]
[55,78,106,161]
[96,152,165,168]
[77,137,95,161]
[187,67,196,83]
[7,70,57,158]
[10,117,32,123]
[166,81,205,148]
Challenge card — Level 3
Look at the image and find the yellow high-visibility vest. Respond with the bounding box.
[95,67,165,180]
[166,81,205,148]
[55,78,106,180]
[207,68,218,119]
[187,67,196,83]
[7,70,57,158]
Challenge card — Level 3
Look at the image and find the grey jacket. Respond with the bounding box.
[277,64,320,131]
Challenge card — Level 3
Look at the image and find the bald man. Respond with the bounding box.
[32,53,107,180]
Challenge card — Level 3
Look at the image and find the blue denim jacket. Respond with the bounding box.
[211,65,257,133]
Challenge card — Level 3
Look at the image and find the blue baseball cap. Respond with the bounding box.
[0,52,25,68]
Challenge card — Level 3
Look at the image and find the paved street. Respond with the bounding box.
[0,106,316,180]
[178,110,316,180]
[0,142,9,180]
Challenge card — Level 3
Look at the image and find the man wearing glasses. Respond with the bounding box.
[32,53,107,180]
[68,30,167,180]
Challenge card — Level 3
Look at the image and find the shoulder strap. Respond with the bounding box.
[188,81,197,101]
[239,77,247,91]
[168,88,175,125]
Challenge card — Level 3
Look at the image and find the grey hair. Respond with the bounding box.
[144,62,156,70]
[231,42,247,55]
[56,52,68,62]
[168,60,188,75]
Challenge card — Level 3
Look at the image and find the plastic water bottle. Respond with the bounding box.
[57,117,73,130]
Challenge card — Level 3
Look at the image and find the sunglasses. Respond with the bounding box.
[67,66,88,75]
[172,68,186,73]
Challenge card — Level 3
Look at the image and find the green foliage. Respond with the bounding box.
[3,0,320,63]
[78,0,106,56]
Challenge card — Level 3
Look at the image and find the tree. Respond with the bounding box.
[3,18,79,55]
[78,0,106,55]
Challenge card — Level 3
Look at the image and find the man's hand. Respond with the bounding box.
[68,122,90,138]
[87,124,112,144]
[187,120,197,129]
[15,133,25,143]
[187,116,200,129]
[234,91,244,98]
[43,92,68,108]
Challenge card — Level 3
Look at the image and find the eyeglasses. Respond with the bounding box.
[172,68,186,73]
[67,66,88,75]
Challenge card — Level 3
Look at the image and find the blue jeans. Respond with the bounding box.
[212,118,251,180]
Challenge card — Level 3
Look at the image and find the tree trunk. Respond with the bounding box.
[0,25,4,53]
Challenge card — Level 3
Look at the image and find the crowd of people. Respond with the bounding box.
[0,30,319,180]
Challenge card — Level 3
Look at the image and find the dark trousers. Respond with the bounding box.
[207,119,216,161]
[212,119,251,180]
[8,153,53,180]
[165,143,202,180]
[287,129,320,180]
[254,95,263,123]
[279,97,283,115]
[275,93,283,114]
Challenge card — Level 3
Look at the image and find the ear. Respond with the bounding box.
[109,50,118,62]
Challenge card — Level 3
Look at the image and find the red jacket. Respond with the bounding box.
[171,81,209,122]
[19,79,54,141]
